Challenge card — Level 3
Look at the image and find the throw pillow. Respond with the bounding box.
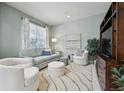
[41,50,51,56]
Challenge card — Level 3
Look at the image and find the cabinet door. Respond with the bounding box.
[117,9,124,62]
[97,56,106,90]
[106,62,123,90]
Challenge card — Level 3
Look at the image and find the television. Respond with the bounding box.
[101,27,112,57]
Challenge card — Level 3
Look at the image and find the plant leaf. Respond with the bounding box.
[111,68,121,77]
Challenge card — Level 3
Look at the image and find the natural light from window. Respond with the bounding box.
[29,22,47,49]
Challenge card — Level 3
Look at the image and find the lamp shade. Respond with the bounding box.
[52,38,57,42]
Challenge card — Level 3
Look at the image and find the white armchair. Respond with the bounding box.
[0,58,39,91]
[73,50,88,65]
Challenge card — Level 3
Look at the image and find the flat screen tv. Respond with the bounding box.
[101,27,112,57]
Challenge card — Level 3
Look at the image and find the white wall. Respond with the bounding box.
[51,14,104,57]
[0,3,49,58]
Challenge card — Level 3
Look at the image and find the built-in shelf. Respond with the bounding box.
[98,2,124,90]
[100,10,117,32]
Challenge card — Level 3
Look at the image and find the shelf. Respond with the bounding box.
[99,2,124,90]
[100,10,117,32]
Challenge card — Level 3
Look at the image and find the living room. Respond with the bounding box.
[0,1,124,91]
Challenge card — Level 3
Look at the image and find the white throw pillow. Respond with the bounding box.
[21,49,37,57]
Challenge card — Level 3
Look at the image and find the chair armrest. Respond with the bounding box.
[0,66,25,90]
[15,58,33,68]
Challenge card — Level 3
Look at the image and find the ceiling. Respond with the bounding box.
[6,2,111,26]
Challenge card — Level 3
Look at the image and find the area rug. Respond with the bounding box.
[38,63,101,91]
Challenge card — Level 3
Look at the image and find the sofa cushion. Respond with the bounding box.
[24,67,39,86]
[20,48,52,57]
[20,49,38,57]
[33,54,60,65]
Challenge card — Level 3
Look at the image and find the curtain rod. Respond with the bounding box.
[30,20,46,28]
[21,17,46,28]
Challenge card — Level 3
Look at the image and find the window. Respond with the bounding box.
[21,18,48,49]
[29,22,47,49]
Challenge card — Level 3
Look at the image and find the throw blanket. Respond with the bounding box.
[39,63,100,91]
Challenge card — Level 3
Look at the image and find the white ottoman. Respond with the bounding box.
[48,62,65,77]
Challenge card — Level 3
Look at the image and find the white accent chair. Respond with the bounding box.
[73,50,88,65]
[0,58,39,91]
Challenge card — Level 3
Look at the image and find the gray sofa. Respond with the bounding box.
[33,53,61,69]
[19,48,61,69]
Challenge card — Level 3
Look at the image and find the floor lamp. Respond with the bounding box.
[51,38,57,53]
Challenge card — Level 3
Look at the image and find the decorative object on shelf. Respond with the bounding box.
[86,38,99,61]
[111,66,124,90]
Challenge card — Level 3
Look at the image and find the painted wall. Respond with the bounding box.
[0,3,48,58]
[51,14,104,57]
[0,3,2,58]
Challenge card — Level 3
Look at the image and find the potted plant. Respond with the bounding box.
[86,38,99,62]
[111,66,124,90]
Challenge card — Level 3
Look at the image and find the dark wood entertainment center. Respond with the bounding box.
[97,2,124,90]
